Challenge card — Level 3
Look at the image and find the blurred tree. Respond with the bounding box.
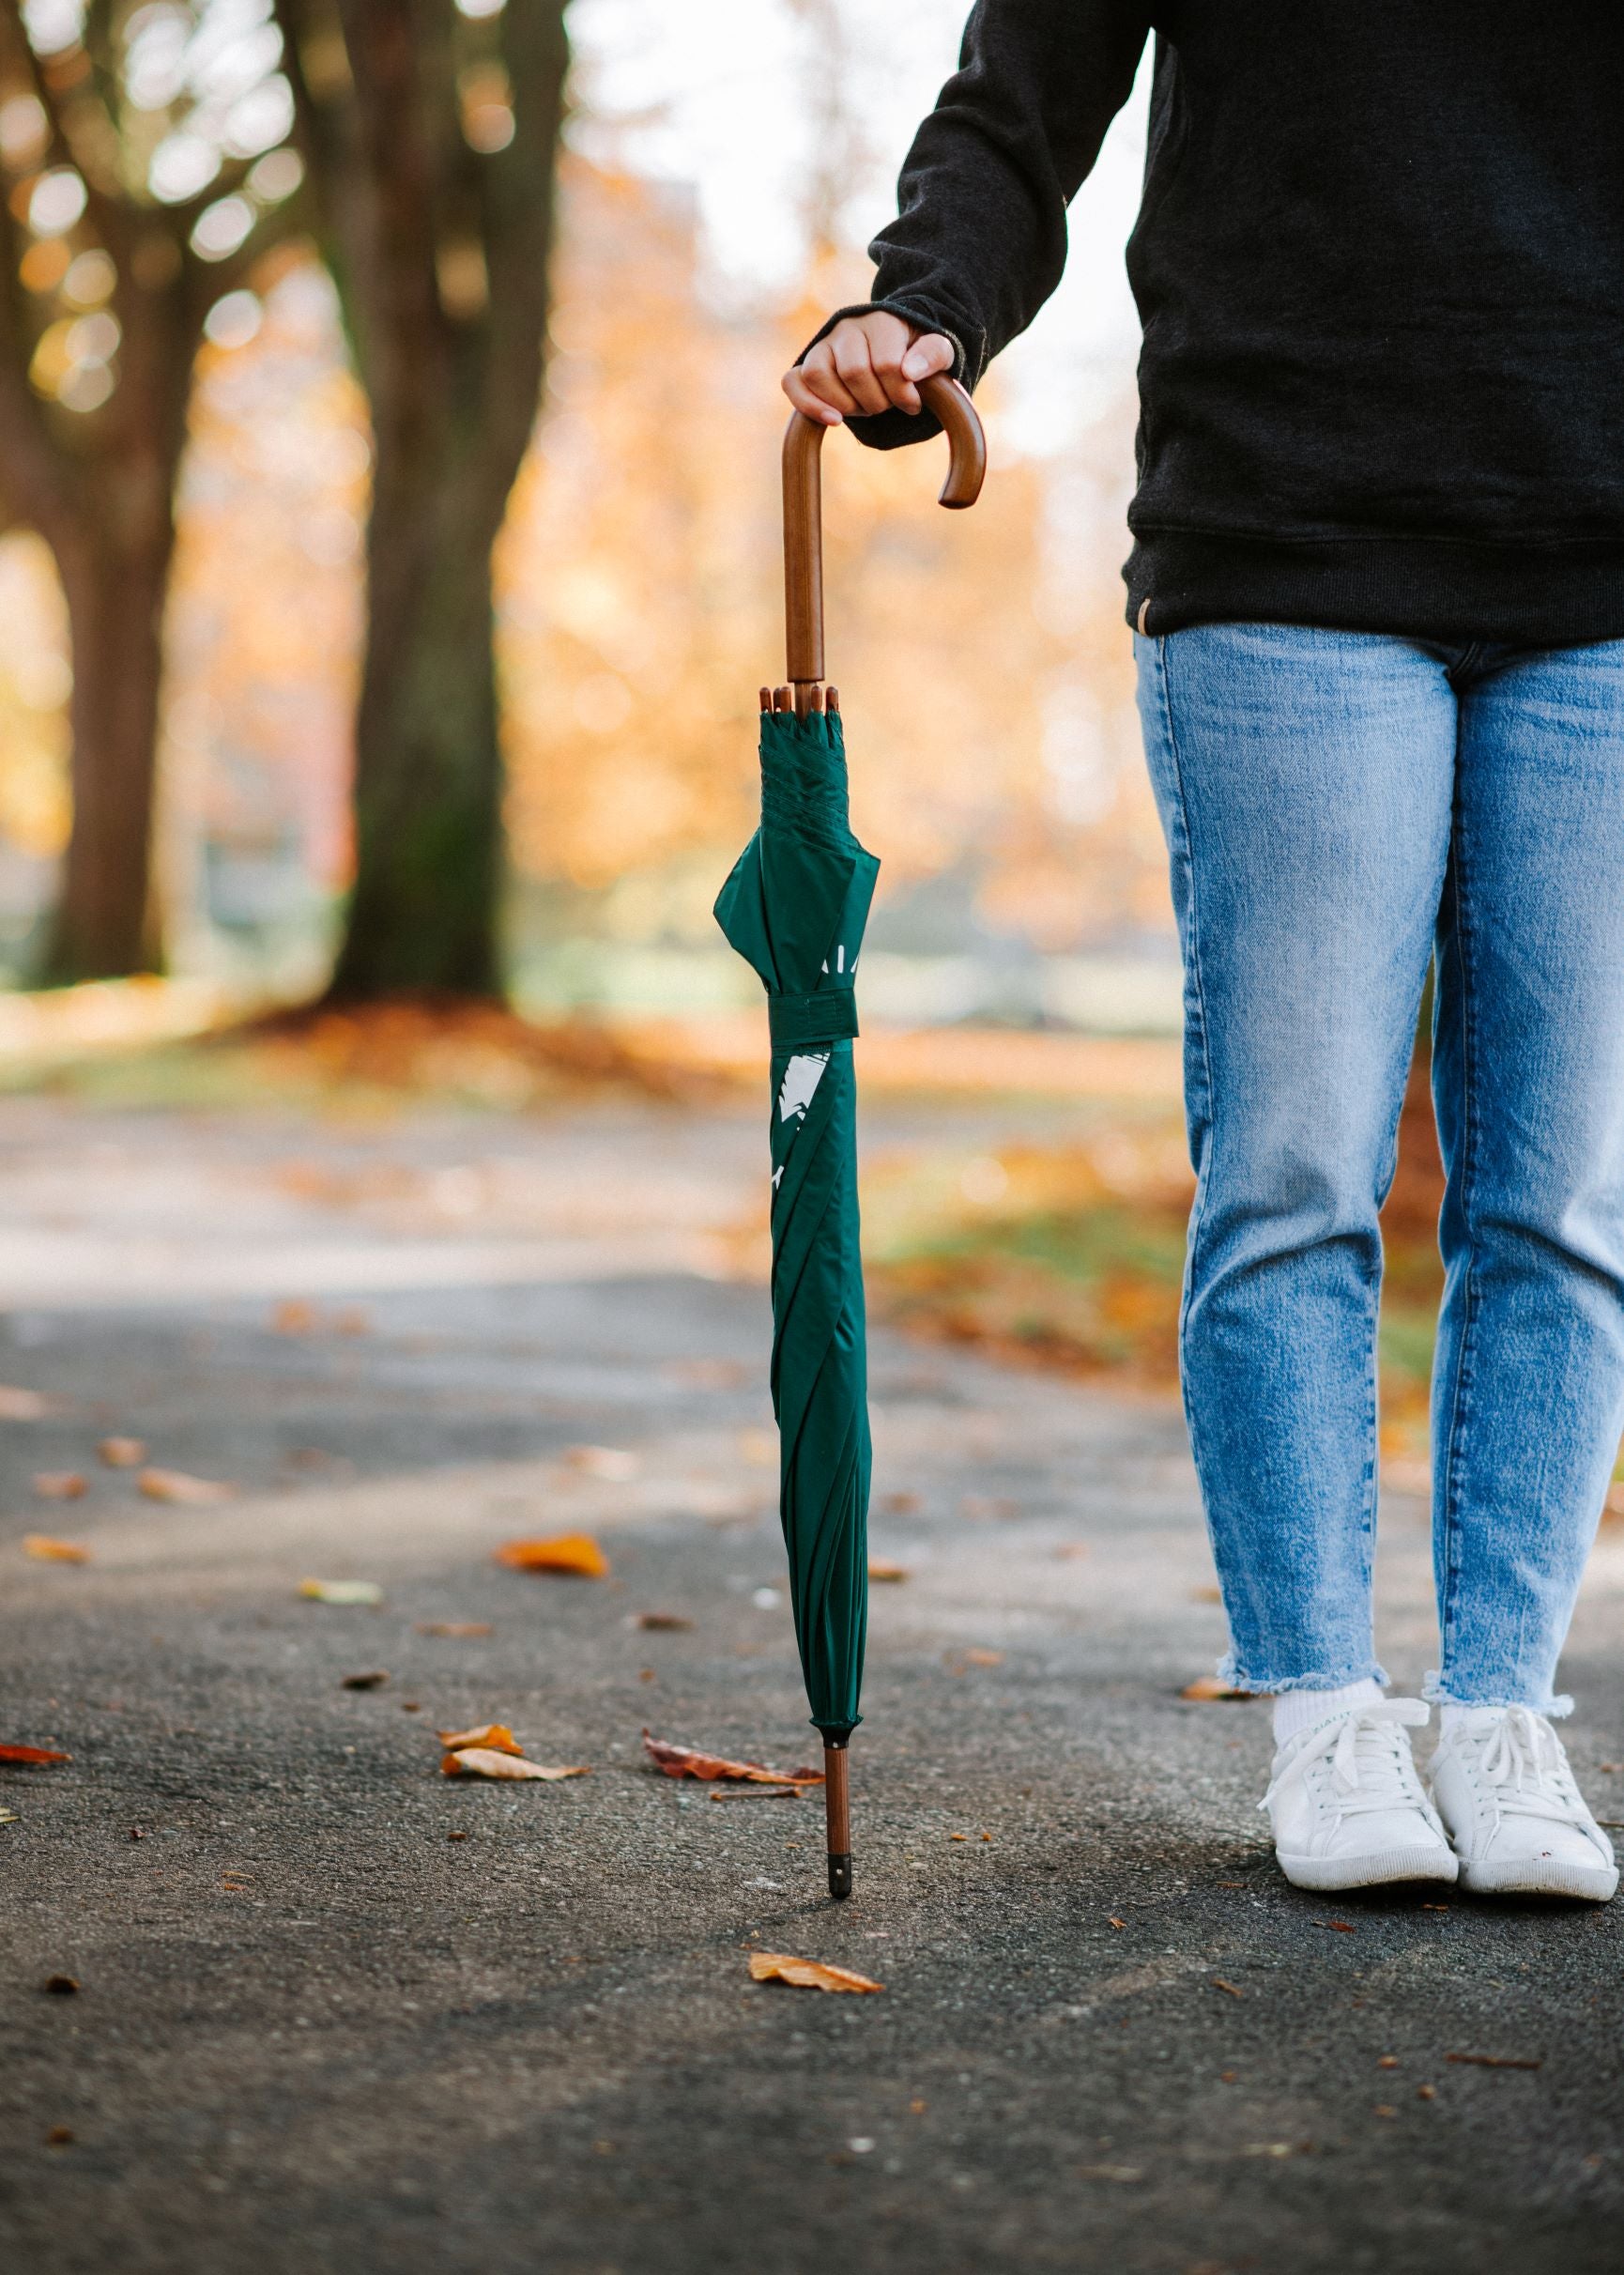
[274,0,569,1000]
[0,0,305,980]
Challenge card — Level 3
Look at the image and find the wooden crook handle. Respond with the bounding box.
[783,372,986,694]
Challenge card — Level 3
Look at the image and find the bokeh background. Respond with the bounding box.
[0,0,1473,1468]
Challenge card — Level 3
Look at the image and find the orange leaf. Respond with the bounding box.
[23,1535,88,1564]
[641,1730,822,1785]
[1181,1676,1254,1702]
[748,1952,883,1994]
[866,1560,909,1583]
[436,1722,524,1755]
[138,1468,237,1505]
[99,1437,146,1468]
[0,1744,70,1765]
[494,1532,609,1578]
[440,1749,590,1781]
[272,1299,317,1335]
[31,1473,86,1501]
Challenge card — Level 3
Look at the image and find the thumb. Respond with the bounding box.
[899,332,954,382]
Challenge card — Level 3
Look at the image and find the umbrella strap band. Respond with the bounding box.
[769,989,858,1048]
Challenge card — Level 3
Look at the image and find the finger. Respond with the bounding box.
[867,330,923,415]
[899,332,956,386]
[782,363,850,423]
[830,330,891,418]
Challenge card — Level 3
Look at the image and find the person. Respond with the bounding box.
[785,2,1624,1899]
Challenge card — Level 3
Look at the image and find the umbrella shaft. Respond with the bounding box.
[824,1740,851,1899]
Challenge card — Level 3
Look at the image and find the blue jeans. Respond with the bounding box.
[1136,623,1624,1714]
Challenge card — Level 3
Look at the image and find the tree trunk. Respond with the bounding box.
[43,526,175,983]
[327,445,507,1001]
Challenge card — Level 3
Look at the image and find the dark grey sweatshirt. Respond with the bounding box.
[803,2,1624,644]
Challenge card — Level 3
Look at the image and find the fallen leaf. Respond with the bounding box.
[495,1533,610,1579]
[1417,2084,1436,2100]
[0,1745,71,1766]
[1181,1676,1254,1702]
[642,1730,822,1786]
[563,1445,639,1482]
[879,1490,920,1514]
[299,1579,383,1606]
[748,1952,882,1994]
[1109,1916,1126,1929]
[45,2125,72,2145]
[23,1536,88,1564]
[43,1975,80,1995]
[437,1722,524,1755]
[0,1807,18,1823]
[1211,1977,1245,1999]
[341,1670,390,1691]
[415,1621,493,1637]
[867,1560,910,1583]
[0,1385,49,1419]
[1318,1919,1356,1934]
[32,1472,86,1501]
[441,1749,590,1781]
[334,1307,371,1336]
[1445,2052,1541,2070]
[272,1299,318,1335]
[139,1468,236,1505]
[1378,2056,1399,2069]
[634,1611,693,1631]
[98,1437,146,1468]
[963,1647,1003,1668]
[707,1784,803,1802]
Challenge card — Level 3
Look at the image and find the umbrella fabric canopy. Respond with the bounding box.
[716,374,985,1901]
[714,701,879,1752]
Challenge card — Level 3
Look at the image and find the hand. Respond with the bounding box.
[782,311,956,426]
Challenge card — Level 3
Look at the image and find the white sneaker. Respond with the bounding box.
[1262,1698,1458,1892]
[1429,1706,1618,1901]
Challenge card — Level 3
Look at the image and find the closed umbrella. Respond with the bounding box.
[714,374,986,1898]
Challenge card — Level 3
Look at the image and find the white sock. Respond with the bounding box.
[1271,1678,1385,1747]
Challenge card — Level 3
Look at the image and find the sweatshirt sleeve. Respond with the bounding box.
[798,1,1153,449]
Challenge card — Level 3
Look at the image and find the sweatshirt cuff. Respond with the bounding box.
[792,302,971,452]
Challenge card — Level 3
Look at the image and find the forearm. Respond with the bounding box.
[802,0,1153,448]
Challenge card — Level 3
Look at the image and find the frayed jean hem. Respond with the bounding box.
[1216,1653,1389,1698]
[1423,1671,1574,1719]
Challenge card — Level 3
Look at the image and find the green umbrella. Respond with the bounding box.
[714,375,985,1898]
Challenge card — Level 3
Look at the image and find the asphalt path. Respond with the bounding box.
[1,1095,1620,2273]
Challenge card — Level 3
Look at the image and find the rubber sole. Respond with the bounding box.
[1458,1856,1617,1902]
[1277,1843,1460,1892]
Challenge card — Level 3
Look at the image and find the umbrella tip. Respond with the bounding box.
[828,1852,852,1899]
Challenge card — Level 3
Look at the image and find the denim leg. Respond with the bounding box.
[1430,641,1624,1714]
[1135,625,1455,1693]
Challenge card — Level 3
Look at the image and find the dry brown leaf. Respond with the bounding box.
[341,1670,390,1691]
[440,1749,590,1781]
[272,1299,317,1335]
[1181,1676,1254,1702]
[0,1385,49,1419]
[1211,1977,1246,1999]
[0,1744,71,1766]
[1445,2052,1542,2070]
[31,1474,86,1502]
[437,1722,525,1755]
[867,1560,910,1583]
[642,1730,822,1786]
[707,1784,803,1802]
[98,1437,146,1468]
[138,1468,236,1505]
[415,1620,493,1637]
[879,1490,920,1514]
[494,1532,610,1578]
[963,1647,1004,1668]
[23,1536,88,1564]
[748,1952,883,1994]
[634,1611,693,1631]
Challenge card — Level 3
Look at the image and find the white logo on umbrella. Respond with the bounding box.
[778,1050,830,1124]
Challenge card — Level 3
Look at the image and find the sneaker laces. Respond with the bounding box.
[1260,1698,1435,1823]
[1466,1706,1590,1829]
